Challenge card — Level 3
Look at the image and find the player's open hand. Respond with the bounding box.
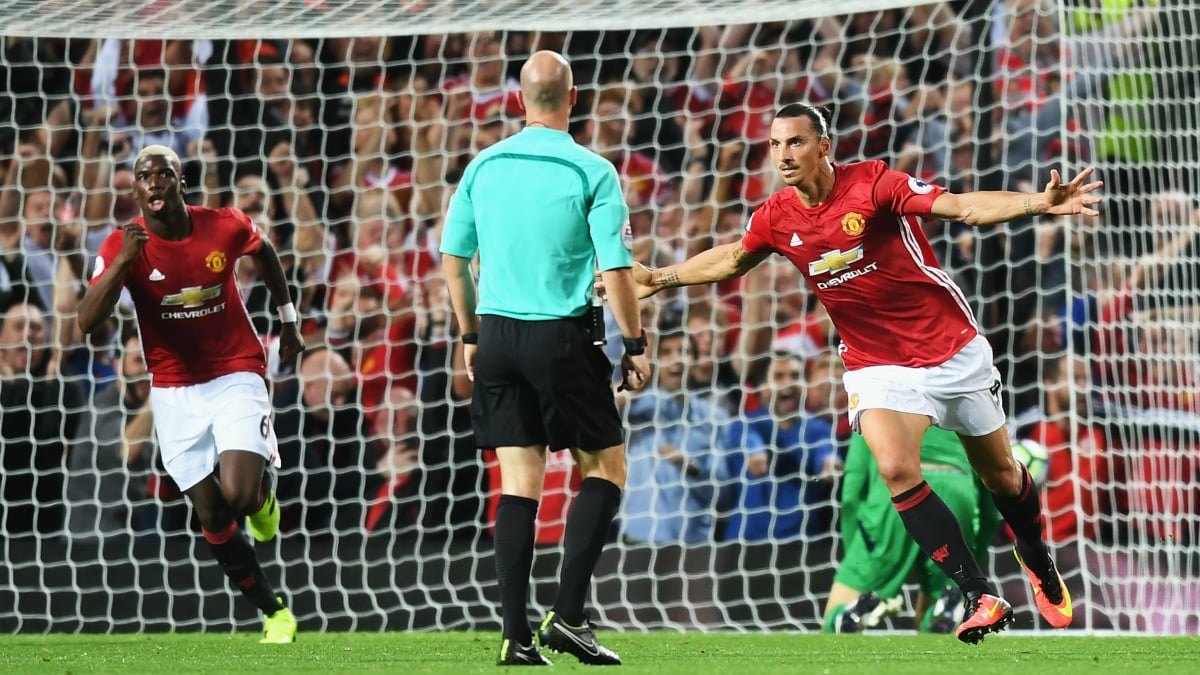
[1043,166,1103,218]
[115,223,149,264]
[632,262,659,299]
[277,323,305,365]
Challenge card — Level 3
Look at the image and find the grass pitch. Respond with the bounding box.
[1,632,1195,674]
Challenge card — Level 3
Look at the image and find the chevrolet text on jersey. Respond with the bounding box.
[816,262,879,290]
[161,302,228,320]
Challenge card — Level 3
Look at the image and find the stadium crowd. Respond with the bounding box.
[0,0,1195,585]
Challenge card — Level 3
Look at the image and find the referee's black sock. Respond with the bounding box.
[202,521,284,615]
[892,481,993,598]
[553,477,621,627]
[992,464,1055,576]
[494,494,539,644]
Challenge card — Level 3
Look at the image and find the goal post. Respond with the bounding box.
[0,0,1197,636]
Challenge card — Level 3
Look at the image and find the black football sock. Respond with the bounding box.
[494,494,539,644]
[202,521,284,615]
[992,464,1057,577]
[553,477,621,626]
[892,481,993,598]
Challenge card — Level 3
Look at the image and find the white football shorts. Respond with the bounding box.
[150,371,281,492]
[842,334,1007,437]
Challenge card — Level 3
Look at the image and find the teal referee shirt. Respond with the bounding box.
[439,126,632,321]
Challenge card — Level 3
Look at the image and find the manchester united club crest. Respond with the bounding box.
[841,212,865,236]
[205,250,227,273]
[849,392,860,410]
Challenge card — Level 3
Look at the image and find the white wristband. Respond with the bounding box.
[278,303,298,323]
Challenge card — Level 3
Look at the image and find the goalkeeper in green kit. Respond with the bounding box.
[824,426,1002,633]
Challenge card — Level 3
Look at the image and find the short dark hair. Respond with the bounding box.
[775,103,831,140]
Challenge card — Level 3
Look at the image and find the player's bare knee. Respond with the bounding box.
[222,486,259,517]
[875,459,921,492]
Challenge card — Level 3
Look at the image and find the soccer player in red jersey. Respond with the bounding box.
[635,104,1102,643]
[78,145,304,643]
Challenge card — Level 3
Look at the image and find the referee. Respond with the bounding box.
[440,50,650,667]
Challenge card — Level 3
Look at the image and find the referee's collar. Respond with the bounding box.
[521,125,570,137]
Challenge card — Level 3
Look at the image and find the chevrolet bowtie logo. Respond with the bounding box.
[808,247,864,276]
[161,284,222,308]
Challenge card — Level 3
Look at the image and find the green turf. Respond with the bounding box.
[1,632,1196,674]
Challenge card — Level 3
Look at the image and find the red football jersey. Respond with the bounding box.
[92,206,267,386]
[741,160,977,370]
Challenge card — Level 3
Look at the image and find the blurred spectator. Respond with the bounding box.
[97,65,207,164]
[0,302,84,535]
[0,145,51,313]
[440,31,522,155]
[1095,191,1200,412]
[621,328,735,544]
[77,105,138,253]
[205,40,314,172]
[316,37,392,193]
[325,188,412,319]
[1023,355,1109,543]
[273,347,371,534]
[682,299,741,413]
[724,352,840,541]
[804,350,851,444]
[363,383,422,533]
[411,289,481,540]
[63,331,157,539]
[576,86,672,212]
[328,93,411,215]
[626,30,688,175]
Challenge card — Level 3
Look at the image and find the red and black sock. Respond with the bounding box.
[553,477,621,626]
[202,521,283,615]
[494,494,539,644]
[892,481,993,598]
[992,464,1057,582]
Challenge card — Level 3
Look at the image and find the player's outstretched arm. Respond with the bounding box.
[250,236,305,364]
[78,223,147,334]
[633,241,768,299]
[930,166,1103,227]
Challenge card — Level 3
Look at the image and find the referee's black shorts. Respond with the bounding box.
[471,314,624,452]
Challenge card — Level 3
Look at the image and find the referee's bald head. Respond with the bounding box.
[520,50,573,112]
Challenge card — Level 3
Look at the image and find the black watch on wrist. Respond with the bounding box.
[622,330,647,356]
[461,332,479,345]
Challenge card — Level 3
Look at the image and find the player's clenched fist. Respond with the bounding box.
[276,324,305,365]
[116,222,150,263]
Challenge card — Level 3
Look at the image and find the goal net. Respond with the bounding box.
[1,0,1196,636]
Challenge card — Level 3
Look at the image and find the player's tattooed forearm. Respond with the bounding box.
[1023,197,1034,217]
[658,269,680,288]
[730,245,760,272]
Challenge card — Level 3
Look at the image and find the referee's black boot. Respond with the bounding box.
[497,638,552,666]
[538,611,621,666]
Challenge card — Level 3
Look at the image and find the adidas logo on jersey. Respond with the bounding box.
[149,268,165,281]
[790,233,803,247]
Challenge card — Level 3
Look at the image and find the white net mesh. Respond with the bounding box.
[0,1,939,37]
[1,0,1198,635]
